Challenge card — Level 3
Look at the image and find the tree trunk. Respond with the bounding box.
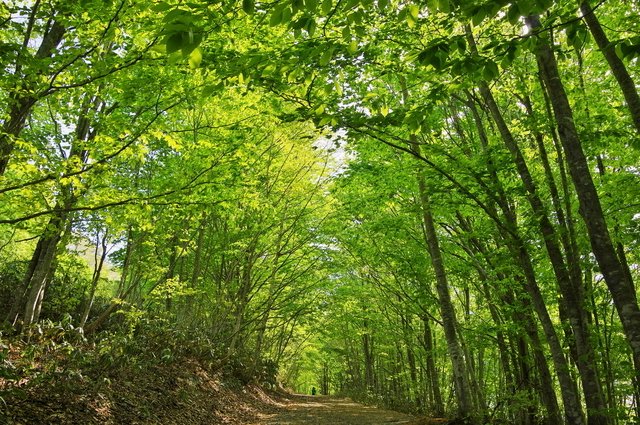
[454,211,560,424]
[463,19,608,421]
[399,76,474,419]
[401,314,420,406]
[422,315,444,415]
[578,0,640,133]
[362,317,375,393]
[523,311,561,425]
[79,228,109,328]
[0,20,66,175]
[528,13,640,383]
[477,80,608,424]
[20,213,68,336]
[184,217,206,321]
[419,188,474,418]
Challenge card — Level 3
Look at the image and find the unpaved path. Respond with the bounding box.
[255,395,420,425]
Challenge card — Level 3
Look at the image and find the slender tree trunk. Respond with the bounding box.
[454,212,560,424]
[5,241,43,327]
[422,315,444,415]
[578,0,640,132]
[84,275,143,334]
[401,314,420,406]
[478,80,608,424]
[0,20,66,175]
[418,186,474,418]
[464,20,608,421]
[80,228,109,328]
[520,311,558,425]
[20,226,64,333]
[184,217,206,320]
[399,76,474,419]
[528,13,640,382]
[362,316,375,393]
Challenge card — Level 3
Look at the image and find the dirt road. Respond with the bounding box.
[255,395,419,425]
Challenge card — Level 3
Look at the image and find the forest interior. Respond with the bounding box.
[1,0,640,423]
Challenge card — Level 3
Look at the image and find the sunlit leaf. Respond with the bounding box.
[347,39,358,54]
[188,47,202,68]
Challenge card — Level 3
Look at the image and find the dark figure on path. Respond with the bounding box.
[311,387,317,395]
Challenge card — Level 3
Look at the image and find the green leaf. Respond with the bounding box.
[292,0,304,13]
[305,0,318,12]
[620,41,636,59]
[471,7,485,26]
[168,50,182,64]
[417,49,430,66]
[152,43,167,54]
[310,45,325,57]
[163,8,189,23]
[352,10,363,25]
[407,4,419,27]
[307,18,317,36]
[426,0,438,14]
[342,27,351,40]
[270,10,283,26]
[482,59,498,81]
[347,39,358,54]
[507,3,520,26]
[319,46,334,66]
[438,0,449,14]
[517,0,532,16]
[292,17,309,29]
[166,32,184,54]
[281,7,293,24]
[289,67,301,82]
[502,44,519,67]
[321,0,332,14]
[152,2,172,12]
[378,0,388,10]
[456,37,466,53]
[189,47,202,68]
[429,54,442,70]
[181,33,202,56]
[243,0,255,14]
[201,84,218,98]
[614,41,625,59]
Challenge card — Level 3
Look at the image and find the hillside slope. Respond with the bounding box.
[1,339,290,424]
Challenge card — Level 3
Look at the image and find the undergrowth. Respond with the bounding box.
[0,313,281,424]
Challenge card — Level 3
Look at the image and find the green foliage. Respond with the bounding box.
[1,0,640,421]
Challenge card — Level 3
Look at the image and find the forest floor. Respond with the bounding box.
[254,395,453,425]
[0,339,452,425]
